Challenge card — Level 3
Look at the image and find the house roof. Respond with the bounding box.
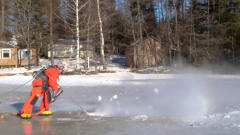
[54,39,92,46]
[0,34,18,48]
[129,36,162,47]
[0,41,15,48]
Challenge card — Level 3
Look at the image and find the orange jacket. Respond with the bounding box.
[44,67,60,92]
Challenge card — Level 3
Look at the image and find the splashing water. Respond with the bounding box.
[88,74,209,121]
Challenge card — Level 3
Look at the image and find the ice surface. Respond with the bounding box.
[0,71,240,134]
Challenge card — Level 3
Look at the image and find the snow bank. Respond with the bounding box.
[0,72,176,86]
[1,72,240,86]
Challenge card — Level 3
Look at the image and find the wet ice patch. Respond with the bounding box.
[87,111,109,117]
[130,115,149,121]
[57,118,72,121]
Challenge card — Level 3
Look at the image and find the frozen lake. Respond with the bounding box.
[0,74,240,135]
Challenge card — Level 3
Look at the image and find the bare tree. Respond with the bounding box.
[75,0,80,69]
[173,0,181,61]
[207,0,210,57]
[97,0,106,69]
[165,0,173,64]
[137,0,143,42]
[13,0,35,70]
[86,0,91,69]
[59,0,89,69]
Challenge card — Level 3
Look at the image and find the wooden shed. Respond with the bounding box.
[125,37,168,68]
[0,41,38,67]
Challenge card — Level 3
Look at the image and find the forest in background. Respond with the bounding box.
[0,0,240,67]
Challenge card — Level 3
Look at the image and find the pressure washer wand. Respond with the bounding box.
[8,67,45,92]
[9,77,34,92]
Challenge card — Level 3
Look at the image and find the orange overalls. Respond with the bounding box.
[21,67,60,114]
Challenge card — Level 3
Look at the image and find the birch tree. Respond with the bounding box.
[97,0,106,69]
[71,0,88,69]
[75,0,80,69]
[57,0,89,69]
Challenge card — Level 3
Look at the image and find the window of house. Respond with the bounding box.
[53,46,60,51]
[2,49,11,59]
[72,46,77,52]
[66,46,72,53]
[19,49,32,59]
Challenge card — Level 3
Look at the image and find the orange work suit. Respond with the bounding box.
[21,67,60,114]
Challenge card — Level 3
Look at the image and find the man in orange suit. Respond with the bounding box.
[20,65,63,119]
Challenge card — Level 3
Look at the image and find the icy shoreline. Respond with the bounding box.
[1,72,240,86]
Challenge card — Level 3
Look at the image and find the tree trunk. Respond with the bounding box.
[131,16,136,41]
[190,0,193,63]
[160,0,164,23]
[27,0,32,70]
[173,1,181,61]
[207,0,210,59]
[76,0,80,69]
[49,0,54,65]
[157,0,161,24]
[192,0,197,63]
[19,49,22,67]
[86,14,90,69]
[232,37,235,63]
[97,0,106,69]
[181,0,184,20]
[1,0,5,33]
[86,0,91,70]
[16,48,19,68]
[165,0,172,64]
[137,0,143,42]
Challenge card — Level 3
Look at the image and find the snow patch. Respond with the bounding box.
[87,112,108,117]
[154,88,159,94]
[190,110,240,129]
[0,72,176,86]
[98,96,102,102]
[224,111,240,119]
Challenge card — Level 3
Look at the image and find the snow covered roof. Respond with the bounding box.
[129,37,162,47]
[0,41,15,48]
[55,39,92,46]
[0,35,18,48]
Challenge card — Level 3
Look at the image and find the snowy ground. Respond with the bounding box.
[0,55,129,75]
